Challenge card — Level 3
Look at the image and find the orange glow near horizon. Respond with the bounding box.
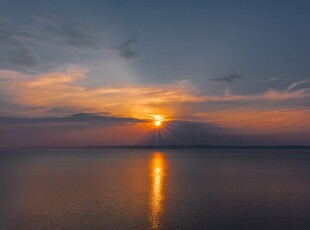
[149,152,166,229]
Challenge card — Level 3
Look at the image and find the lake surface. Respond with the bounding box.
[0,148,309,230]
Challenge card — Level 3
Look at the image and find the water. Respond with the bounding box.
[0,148,309,230]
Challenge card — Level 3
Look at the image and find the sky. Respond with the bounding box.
[0,0,309,147]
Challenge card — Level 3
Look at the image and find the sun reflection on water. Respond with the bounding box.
[149,152,166,230]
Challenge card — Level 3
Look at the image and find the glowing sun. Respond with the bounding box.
[153,115,164,127]
[155,120,161,127]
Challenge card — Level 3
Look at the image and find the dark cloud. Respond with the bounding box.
[0,113,142,126]
[210,74,244,83]
[115,39,139,60]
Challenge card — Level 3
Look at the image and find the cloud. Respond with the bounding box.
[0,16,140,74]
[287,80,310,91]
[0,16,106,72]
[0,69,310,119]
[0,69,309,146]
[210,74,244,83]
[0,18,38,71]
[195,107,310,133]
[0,68,309,139]
[258,77,290,83]
[0,113,141,126]
[114,39,139,60]
[34,16,105,51]
[0,69,204,118]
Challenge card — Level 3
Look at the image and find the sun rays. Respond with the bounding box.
[143,115,178,145]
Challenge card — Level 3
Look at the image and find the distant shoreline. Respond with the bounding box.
[2,145,310,150]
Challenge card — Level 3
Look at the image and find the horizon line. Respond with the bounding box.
[1,145,310,149]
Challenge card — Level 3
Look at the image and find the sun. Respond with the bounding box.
[155,120,161,127]
[153,115,164,127]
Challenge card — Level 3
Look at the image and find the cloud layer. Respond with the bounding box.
[34,16,106,51]
[0,18,37,71]
[0,113,141,126]
[0,69,309,139]
[0,16,140,73]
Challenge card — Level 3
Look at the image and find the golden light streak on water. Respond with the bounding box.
[149,152,166,230]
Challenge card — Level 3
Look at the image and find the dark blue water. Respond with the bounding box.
[0,148,309,230]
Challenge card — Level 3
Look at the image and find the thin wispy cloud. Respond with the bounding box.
[210,74,244,83]
[0,18,38,71]
[287,80,310,91]
[33,16,106,51]
[0,16,139,73]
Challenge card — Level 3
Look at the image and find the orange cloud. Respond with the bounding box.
[0,69,309,133]
[0,69,205,118]
[195,108,310,133]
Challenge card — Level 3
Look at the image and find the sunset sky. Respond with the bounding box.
[0,0,309,146]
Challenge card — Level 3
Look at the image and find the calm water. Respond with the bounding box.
[0,149,309,230]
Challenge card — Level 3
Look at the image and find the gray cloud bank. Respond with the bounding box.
[0,113,141,126]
